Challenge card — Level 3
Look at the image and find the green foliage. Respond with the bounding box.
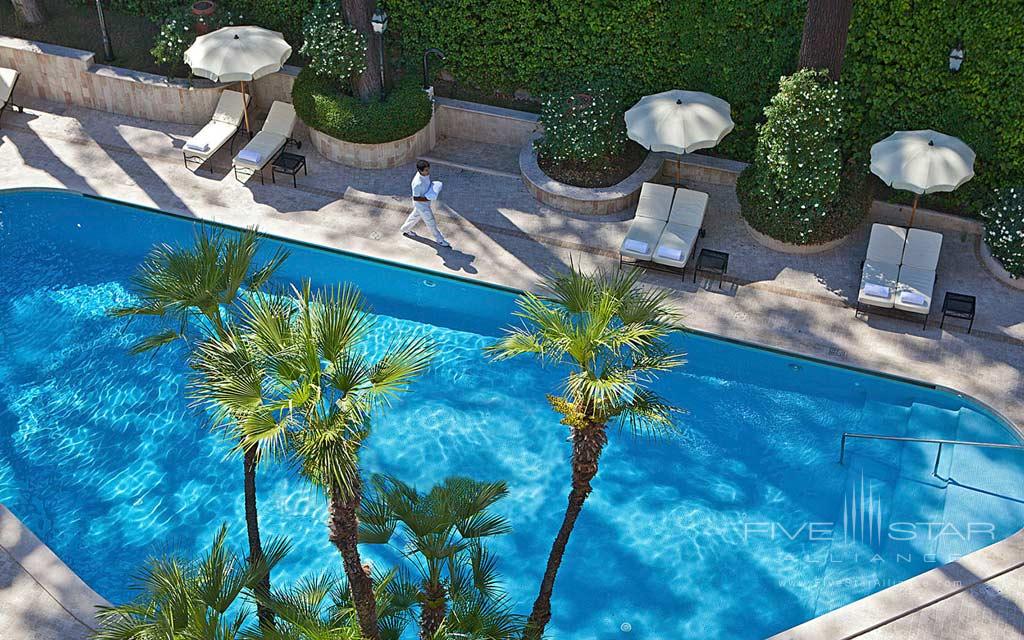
[220,0,310,47]
[982,187,1024,278]
[300,1,367,85]
[108,0,181,15]
[737,69,867,244]
[534,84,627,168]
[292,68,433,144]
[150,5,245,77]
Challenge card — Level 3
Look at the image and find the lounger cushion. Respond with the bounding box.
[0,67,18,105]
[901,228,943,271]
[866,224,907,263]
[858,259,900,308]
[652,223,700,268]
[184,121,237,159]
[211,90,248,127]
[620,216,666,260]
[234,132,286,169]
[894,266,935,313]
[262,101,297,137]
[668,188,709,227]
[635,182,675,221]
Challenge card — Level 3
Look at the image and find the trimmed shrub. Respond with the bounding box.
[300,1,366,84]
[151,6,244,77]
[534,85,627,166]
[292,68,432,144]
[738,69,867,245]
[981,187,1024,278]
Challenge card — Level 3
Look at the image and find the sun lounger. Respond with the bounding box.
[857,224,906,310]
[233,101,298,184]
[0,67,22,127]
[894,228,943,319]
[652,188,709,269]
[620,183,674,266]
[182,90,250,171]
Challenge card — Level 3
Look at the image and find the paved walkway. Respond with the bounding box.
[0,98,1023,639]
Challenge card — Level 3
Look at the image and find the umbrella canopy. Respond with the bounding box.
[184,26,291,83]
[870,129,975,195]
[624,90,735,155]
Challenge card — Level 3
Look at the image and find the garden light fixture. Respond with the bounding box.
[371,6,389,100]
[949,43,964,72]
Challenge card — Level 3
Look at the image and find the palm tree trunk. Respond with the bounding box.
[523,423,608,640]
[419,579,447,639]
[328,479,381,640]
[243,446,274,630]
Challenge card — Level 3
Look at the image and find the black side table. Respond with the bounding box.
[271,151,307,188]
[694,248,729,289]
[940,292,976,333]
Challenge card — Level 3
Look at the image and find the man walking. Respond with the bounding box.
[401,160,450,248]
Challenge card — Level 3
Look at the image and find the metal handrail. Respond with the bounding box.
[839,432,1024,477]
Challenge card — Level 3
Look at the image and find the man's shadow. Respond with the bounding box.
[403,234,478,274]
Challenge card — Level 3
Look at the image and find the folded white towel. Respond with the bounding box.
[622,238,649,255]
[656,245,684,261]
[237,149,262,164]
[900,291,927,306]
[426,180,443,201]
[864,283,890,298]
[185,140,210,152]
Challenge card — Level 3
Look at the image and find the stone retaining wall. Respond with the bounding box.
[0,36,298,125]
[309,117,437,169]
[434,97,539,147]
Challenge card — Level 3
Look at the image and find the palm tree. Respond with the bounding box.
[359,475,523,640]
[190,282,435,640]
[93,525,289,640]
[110,226,288,629]
[485,265,686,639]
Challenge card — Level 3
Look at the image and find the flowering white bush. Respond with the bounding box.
[151,8,244,77]
[982,187,1024,278]
[534,85,626,167]
[737,69,853,244]
[300,1,367,85]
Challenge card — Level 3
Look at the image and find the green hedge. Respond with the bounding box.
[291,68,432,144]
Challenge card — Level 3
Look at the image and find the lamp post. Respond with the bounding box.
[94,0,114,61]
[422,48,446,98]
[371,6,388,101]
[949,42,964,72]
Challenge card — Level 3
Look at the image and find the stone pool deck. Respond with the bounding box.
[0,98,1022,639]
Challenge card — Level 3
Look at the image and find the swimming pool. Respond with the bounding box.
[1,189,1022,639]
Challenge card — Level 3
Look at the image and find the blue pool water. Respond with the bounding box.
[1,189,1023,639]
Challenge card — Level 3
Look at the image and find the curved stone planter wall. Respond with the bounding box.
[520,142,662,215]
[309,117,437,169]
[980,240,1024,291]
[743,219,848,254]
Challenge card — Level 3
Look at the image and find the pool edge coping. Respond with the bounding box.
[2,185,1023,639]
[0,504,110,633]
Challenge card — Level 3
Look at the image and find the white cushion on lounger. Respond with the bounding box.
[866,224,908,263]
[901,228,943,270]
[211,90,248,127]
[894,266,935,313]
[635,182,675,221]
[652,223,700,268]
[620,216,666,260]
[858,260,900,308]
[0,67,18,105]
[668,188,709,227]
[234,132,285,169]
[183,121,237,160]
[262,101,297,137]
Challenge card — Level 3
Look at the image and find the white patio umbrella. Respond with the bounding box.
[870,129,975,227]
[184,26,292,135]
[624,90,735,184]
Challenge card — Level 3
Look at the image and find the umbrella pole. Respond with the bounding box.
[676,153,682,186]
[909,193,920,228]
[239,80,252,138]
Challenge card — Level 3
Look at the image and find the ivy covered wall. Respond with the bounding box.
[387,0,1024,213]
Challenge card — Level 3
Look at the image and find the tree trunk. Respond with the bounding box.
[10,0,46,24]
[339,0,382,102]
[523,423,608,640]
[243,446,274,630]
[419,580,447,640]
[797,0,854,81]
[328,479,381,640]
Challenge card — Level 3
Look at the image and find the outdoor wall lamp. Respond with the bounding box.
[949,42,964,72]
